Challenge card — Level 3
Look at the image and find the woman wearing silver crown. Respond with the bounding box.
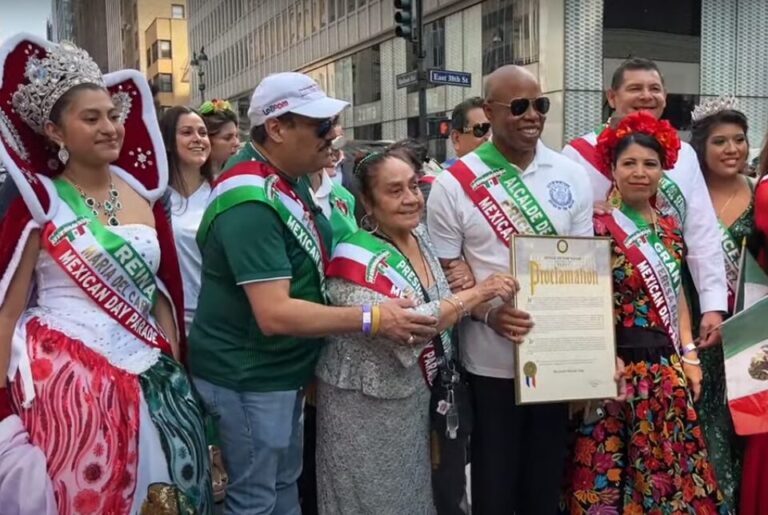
[686,96,756,511]
[0,34,211,513]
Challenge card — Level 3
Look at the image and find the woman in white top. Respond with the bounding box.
[159,106,212,334]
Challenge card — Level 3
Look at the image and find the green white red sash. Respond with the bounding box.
[328,183,357,248]
[597,207,682,352]
[571,129,686,224]
[198,162,328,295]
[41,179,171,354]
[326,230,450,387]
[719,220,741,312]
[446,142,557,245]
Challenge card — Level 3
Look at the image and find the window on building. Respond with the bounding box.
[146,48,152,66]
[159,40,172,59]
[171,4,185,19]
[406,19,445,93]
[347,0,355,14]
[297,4,304,40]
[151,42,158,63]
[320,0,327,27]
[602,0,701,63]
[156,73,173,92]
[482,0,540,75]
[352,44,381,104]
[288,6,297,43]
[329,0,336,23]
[337,0,345,18]
[276,13,283,50]
[355,123,382,141]
[305,0,313,35]
[603,0,700,36]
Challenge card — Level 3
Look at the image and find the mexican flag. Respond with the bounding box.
[722,243,768,435]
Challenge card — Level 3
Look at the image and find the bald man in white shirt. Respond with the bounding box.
[562,57,726,347]
[427,65,595,515]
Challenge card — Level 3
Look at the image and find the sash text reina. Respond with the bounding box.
[528,261,598,295]
[58,246,160,344]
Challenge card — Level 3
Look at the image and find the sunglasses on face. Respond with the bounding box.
[315,116,339,139]
[462,122,491,138]
[491,97,551,117]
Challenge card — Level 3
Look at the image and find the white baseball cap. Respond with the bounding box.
[247,72,350,127]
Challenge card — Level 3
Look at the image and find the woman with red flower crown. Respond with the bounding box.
[0,35,211,513]
[560,112,727,514]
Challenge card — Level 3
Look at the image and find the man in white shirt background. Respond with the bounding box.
[427,65,594,514]
[562,57,726,347]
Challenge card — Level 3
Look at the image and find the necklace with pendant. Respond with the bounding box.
[71,179,122,226]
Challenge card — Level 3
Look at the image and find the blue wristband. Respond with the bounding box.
[362,304,373,336]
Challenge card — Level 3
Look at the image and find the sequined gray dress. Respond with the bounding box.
[315,225,450,515]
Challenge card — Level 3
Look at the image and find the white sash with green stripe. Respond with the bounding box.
[41,179,170,354]
[446,142,558,245]
[656,175,687,227]
[718,220,741,309]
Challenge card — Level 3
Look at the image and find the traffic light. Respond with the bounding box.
[394,0,419,43]
[427,118,451,139]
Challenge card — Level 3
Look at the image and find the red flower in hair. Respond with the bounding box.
[596,111,681,175]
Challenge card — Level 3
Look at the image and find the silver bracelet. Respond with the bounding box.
[683,342,697,355]
[681,356,701,366]
[483,307,493,325]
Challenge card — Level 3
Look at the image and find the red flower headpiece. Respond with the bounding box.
[596,111,681,175]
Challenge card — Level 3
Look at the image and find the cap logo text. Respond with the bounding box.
[262,99,289,115]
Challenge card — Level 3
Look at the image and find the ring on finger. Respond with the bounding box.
[407,334,415,345]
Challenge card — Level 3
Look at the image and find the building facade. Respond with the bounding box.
[188,0,768,160]
[119,0,189,73]
[73,0,110,72]
[50,0,75,43]
[146,16,192,109]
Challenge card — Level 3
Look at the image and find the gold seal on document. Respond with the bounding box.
[523,361,537,377]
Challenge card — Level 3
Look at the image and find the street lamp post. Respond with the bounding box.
[190,47,209,102]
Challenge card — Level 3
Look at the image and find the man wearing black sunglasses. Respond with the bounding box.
[189,72,438,514]
[427,65,598,515]
[443,97,492,168]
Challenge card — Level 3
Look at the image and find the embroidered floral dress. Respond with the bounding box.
[561,210,728,515]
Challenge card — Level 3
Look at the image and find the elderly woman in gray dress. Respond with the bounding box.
[316,149,517,514]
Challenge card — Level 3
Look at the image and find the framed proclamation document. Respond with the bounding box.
[510,235,617,404]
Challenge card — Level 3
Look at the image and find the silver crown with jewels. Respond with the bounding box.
[691,95,740,123]
[11,41,105,134]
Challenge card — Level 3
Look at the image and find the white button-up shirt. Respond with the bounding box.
[427,141,594,379]
[562,132,727,314]
[310,170,334,219]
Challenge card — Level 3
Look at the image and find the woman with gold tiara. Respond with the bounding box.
[0,34,211,513]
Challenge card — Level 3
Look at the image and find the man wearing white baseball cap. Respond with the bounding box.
[189,72,438,514]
